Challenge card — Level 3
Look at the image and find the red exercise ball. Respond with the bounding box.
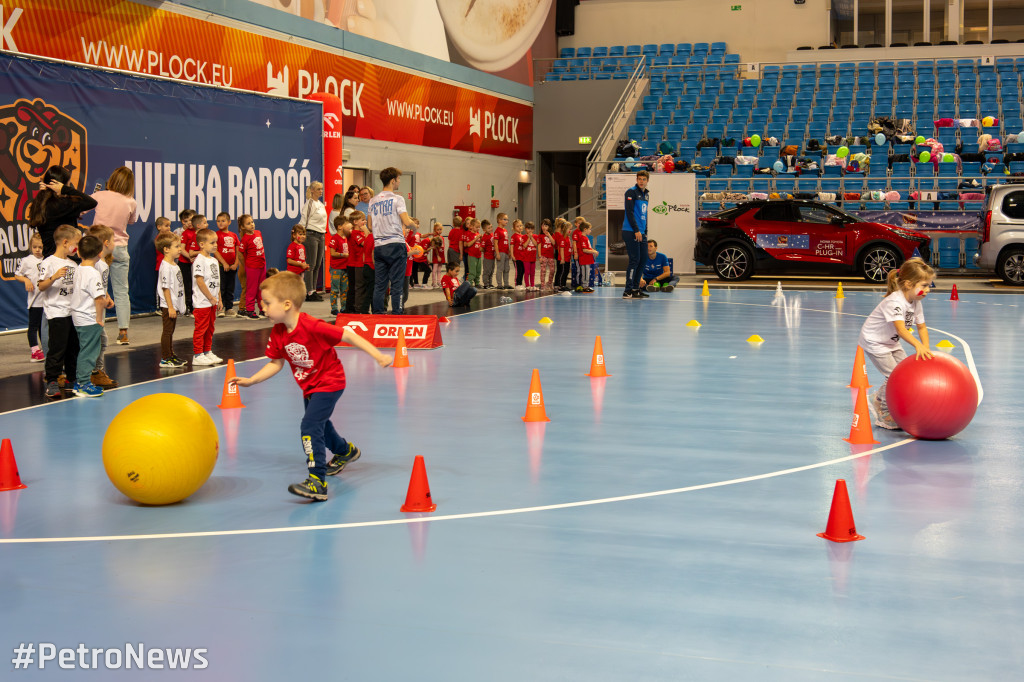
[886,353,978,440]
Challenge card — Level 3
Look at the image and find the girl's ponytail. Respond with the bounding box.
[885,267,901,295]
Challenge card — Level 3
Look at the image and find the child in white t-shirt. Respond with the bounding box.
[857,258,935,429]
[12,233,45,362]
[87,224,118,388]
[37,225,81,400]
[191,228,223,366]
[69,235,109,398]
[156,233,187,367]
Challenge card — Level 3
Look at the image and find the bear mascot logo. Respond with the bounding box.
[0,98,87,278]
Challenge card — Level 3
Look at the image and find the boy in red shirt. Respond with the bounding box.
[230,272,392,501]
[329,216,352,316]
[346,210,366,314]
[238,213,267,318]
[179,210,198,315]
[493,213,511,290]
[554,219,572,291]
[447,216,463,266]
[286,225,308,275]
[576,221,599,293]
[463,218,482,287]
[480,219,495,289]
[214,212,240,317]
[441,261,476,308]
[570,216,585,290]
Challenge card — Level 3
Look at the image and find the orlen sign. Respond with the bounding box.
[334,315,443,349]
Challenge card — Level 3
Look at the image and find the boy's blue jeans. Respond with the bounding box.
[301,390,349,481]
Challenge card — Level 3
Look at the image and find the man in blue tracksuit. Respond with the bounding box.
[640,239,678,291]
[622,170,650,299]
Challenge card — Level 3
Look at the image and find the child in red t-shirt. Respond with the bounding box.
[570,217,585,290]
[447,217,463,266]
[576,221,599,293]
[480,219,496,289]
[510,219,527,290]
[230,272,392,501]
[428,221,446,288]
[214,212,240,317]
[522,222,538,291]
[348,211,372,314]
[463,219,482,287]
[238,214,267,318]
[286,225,308,276]
[554,219,572,291]
[179,211,199,315]
[441,261,476,308]
[329,216,352,316]
[537,219,555,291]
[493,213,511,290]
[407,219,430,288]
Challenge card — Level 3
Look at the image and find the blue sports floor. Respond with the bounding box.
[1,286,1022,680]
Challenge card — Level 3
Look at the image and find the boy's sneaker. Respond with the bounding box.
[582,287,595,293]
[44,381,61,399]
[631,290,649,298]
[228,309,238,317]
[326,443,362,476]
[622,290,634,298]
[116,331,129,345]
[30,348,45,362]
[662,285,675,292]
[216,309,226,318]
[192,354,214,366]
[204,352,223,364]
[288,475,328,501]
[170,355,186,366]
[73,381,103,398]
[90,370,118,388]
[875,415,901,430]
[160,358,182,368]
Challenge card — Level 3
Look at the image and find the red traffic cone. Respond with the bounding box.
[392,329,412,369]
[400,455,437,512]
[522,369,551,422]
[950,284,959,301]
[585,335,611,378]
[0,438,26,491]
[817,479,865,542]
[844,386,879,445]
[438,316,450,323]
[847,345,872,389]
[218,359,246,409]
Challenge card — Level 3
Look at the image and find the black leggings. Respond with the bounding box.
[514,259,525,286]
[555,261,569,288]
[27,307,43,347]
[409,262,430,285]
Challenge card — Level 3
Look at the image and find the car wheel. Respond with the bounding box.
[996,248,1024,286]
[859,244,902,283]
[712,243,754,281]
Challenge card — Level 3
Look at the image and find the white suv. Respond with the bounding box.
[977,182,1024,285]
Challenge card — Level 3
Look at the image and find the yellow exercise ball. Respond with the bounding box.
[103,394,219,505]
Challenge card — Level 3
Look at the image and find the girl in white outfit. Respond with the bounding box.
[857,258,935,429]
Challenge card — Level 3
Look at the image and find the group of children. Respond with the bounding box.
[14,225,118,398]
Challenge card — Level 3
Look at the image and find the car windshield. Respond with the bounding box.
[826,205,863,223]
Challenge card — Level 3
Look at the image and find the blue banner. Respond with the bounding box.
[0,53,323,330]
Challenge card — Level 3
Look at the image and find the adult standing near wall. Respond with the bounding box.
[355,186,373,214]
[300,181,328,301]
[90,166,138,345]
[368,167,415,315]
[622,169,650,299]
[28,166,98,257]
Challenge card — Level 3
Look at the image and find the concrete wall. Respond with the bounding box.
[533,80,628,152]
[344,138,533,227]
[561,0,830,65]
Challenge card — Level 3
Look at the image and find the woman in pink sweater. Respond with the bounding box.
[89,166,138,345]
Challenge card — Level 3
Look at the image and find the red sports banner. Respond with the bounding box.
[0,0,532,160]
[333,315,444,349]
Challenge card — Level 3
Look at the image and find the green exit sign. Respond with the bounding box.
[731,4,742,10]
[578,136,592,145]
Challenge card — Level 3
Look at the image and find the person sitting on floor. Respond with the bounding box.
[640,240,678,292]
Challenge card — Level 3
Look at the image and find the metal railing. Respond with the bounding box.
[583,58,649,190]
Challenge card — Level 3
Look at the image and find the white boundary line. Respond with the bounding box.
[0,292,984,544]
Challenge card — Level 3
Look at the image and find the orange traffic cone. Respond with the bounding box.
[438,316,450,323]
[393,329,412,368]
[218,359,246,409]
[522,368,551,422]
[844,386,879,445]
[400,455,437,512]
[817,479,865,542]
[0,438,26,491]
[847,345,872,389]
[585,335,611,377]
[950,284,959,301]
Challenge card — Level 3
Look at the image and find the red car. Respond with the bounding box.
[694,200,931,283]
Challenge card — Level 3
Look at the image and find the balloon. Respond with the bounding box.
[751,134,761,147]
[919,151,931,163]
[915,136,926,145]
[664,159,675,173]
[982,116,994,127]
[875,133,886,146]
[743,136,751,147]
[1019,130,1024,138]
[773,160,784,172]
[837,146,849,158]
[625,156,634,170]
[943,152,954,162]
